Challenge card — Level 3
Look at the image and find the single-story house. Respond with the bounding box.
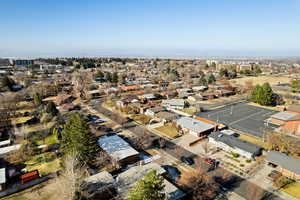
[43,95,75,105]
[119,85,141,92]
[192,86,207,92]
[265,151,300,180]
[0,144,21,157]
[98,135,139,166]
[105,87,119,95]
[145,106,165,117]
[188,95,203,102]
[83,171,115,199]
[156,111,178,123]
[0,168,6,191]
[176,117,215,138]
[268,111,300,136]
[162,99,187,110]
[138,93,156,101]
[116,163,186,200]
[208,132,262,159]
[0,139,10,148]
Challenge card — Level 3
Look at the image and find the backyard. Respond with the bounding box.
[155,123,181,139]
[281,182,300,199]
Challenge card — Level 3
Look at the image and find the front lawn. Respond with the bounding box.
[132,114,152,125]
[179,107,197,115]
[35,134,58,146]
[281,182,300,199]
[155,124,180,139]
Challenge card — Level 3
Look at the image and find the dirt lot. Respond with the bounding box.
[230,75,291,86]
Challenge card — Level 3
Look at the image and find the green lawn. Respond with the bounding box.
[281,182,300,199]
[155,124,180,139]
[35,134,58,146]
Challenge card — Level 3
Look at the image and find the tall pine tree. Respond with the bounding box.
[61,112,99,166]
[127,170,165,200]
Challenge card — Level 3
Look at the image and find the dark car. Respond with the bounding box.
[162,165,181,181]
[68,105,81,111]
[181,156,194,165]
[106,129,122,134]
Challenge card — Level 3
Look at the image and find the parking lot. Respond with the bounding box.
[197,103,279,138]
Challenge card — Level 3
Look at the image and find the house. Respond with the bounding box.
[43,95,75,105]
[268,111,300,136]
[98,135,139,166]
[120,85,141,92]
[116,163,186,200]
[265,151,300,180]
[162,99,187,110]
[0,144,21,157]
[176,117,214,138]
[83,171,115,199]
[192,86,207,92]
[138,93,156,101]
[188,95,203,102]
[208,132,262,159]
[0,139,10,148]
[156,111,178,123]
[145,106,165,117]
[0,168,5,191]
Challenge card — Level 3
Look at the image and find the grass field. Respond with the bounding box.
[281,182,300,199]
[230,75,291,86]
[155,124,180,139]
[10,116,34,125]
[35,134,58,146]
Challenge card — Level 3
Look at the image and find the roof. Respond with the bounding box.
[84,171,114,194]
[270,111,297,121]
[148,106,165,113]
[209,132,261,154]
[177,117,214,133]
[98,135,139,162]
[0,139,10,147]
[0,168,5,184]
[156,111,177,120]
[287,105,300,113]
[0,144,21,156]
[266,151,300,175]
[116,163,185,200]
[162,99,185,106]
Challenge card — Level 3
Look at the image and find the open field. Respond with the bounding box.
[155,124,180,139]
[281,182,300,199]
[230,75,291,86]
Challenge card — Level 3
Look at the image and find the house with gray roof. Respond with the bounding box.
[266,151,300,180]
[0,168,5,191]
[176,117,215,137]
[116,163,186,200]
[208,132,262,159]
[162,99,187,110]
[98,135,139,166]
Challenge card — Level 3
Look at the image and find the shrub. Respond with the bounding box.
[231,152,240,158]
[240,164,245,167]
[246,159,252,163]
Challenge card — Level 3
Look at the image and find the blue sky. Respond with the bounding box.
[1,0,300,57]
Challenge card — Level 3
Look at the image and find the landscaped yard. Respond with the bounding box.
[24,121,55,133]
[155,124,180,139]
[281,182,300,199]
[25,152,60,176]
[179,107,197,115]
[132,114,152,125]
[10,116,34,125]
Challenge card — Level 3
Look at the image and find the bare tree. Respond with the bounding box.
[52,152,88,200]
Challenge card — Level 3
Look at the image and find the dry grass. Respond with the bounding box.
[238,132,268,148]
[155,124,180,139]
[230,76,291,86]
[281,182,300,199]
[247,102,279,111]
[10,116,34,125]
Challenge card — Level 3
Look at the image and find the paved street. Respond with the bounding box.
[87,98,284,200]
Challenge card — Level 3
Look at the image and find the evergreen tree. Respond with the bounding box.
[61,112,99,166]
[45,101,59,116]
[261,82,274,105]
[251,85,260,102]
[127,170,165,200]
[105,72,112,82]
[33,92,42,105]
[219,68,228,78]
[199,75,208,86]
[112,72,118,83]
[208,74,216,84]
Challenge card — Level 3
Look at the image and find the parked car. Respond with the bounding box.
[203,158,218,166]
[94,119,106,124]
[181,156,194,165]
[68,105,81,111]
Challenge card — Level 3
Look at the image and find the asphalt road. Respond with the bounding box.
[89,98,281,200]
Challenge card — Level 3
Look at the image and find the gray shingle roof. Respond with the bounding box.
[177,117,214,133]
[209,132,261,154]
[0,168,5,184]
[266,151,300,175]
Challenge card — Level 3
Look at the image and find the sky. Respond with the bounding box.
[1,0,300,58]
